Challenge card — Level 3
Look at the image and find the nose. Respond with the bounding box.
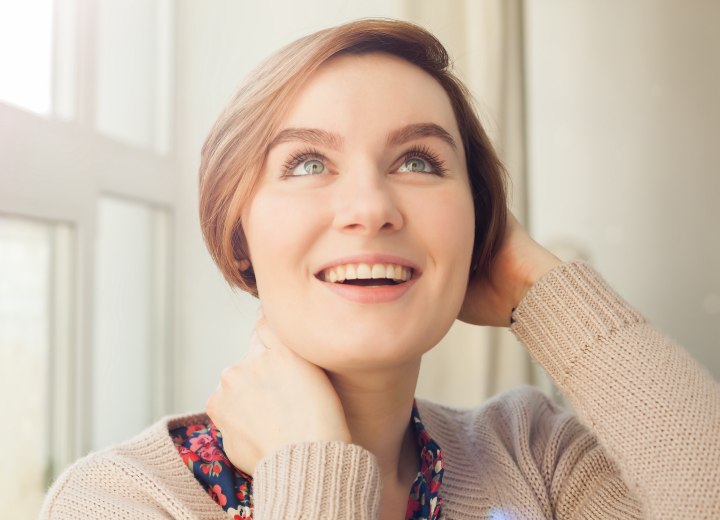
[331,169,404,236]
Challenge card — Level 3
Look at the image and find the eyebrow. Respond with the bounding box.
[387,123,457,150]
[267,128,344,152]
[266,122,457,153]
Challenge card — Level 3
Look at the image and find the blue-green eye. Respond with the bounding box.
[299,159,325,175]
[283,154,327,177]
[399,158,432,173]
[396,146,447,176]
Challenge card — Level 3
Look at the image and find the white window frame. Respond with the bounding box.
[0,0,176,473]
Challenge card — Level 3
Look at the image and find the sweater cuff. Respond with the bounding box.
[511,261,645,385]
[252,441,381,519]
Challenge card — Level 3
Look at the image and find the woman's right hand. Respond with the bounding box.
[205,311,352,475]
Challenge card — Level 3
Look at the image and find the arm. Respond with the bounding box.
[206,317,380,520]
[461,215,720,518]
[41,454,190,520]
[514,262,720,518]
[251,442,380,519]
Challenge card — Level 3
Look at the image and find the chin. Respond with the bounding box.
[290,319,450,373]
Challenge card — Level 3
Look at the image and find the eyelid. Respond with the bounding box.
[281,147,329,177]
[397,144,448,176]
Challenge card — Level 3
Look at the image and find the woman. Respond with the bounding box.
[42,19,719,519]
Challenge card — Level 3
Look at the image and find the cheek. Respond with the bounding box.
[242,188,330,330]
[416,184,475,266]
[242,196,286,291]
[418,184,476,314]
[243,192,317,352]
[243,190,318,272]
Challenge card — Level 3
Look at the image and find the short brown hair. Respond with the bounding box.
[199,18,507,296]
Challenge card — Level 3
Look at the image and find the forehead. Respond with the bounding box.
[278,52,460,143]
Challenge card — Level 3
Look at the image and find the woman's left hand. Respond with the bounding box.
[205,312,352,475]
[458,212,562,327]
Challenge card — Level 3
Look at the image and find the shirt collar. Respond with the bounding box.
[408,399,445,518]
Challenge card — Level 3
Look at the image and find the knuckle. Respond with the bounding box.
[219,364,242,388]
[204,393,218,418]
[220,365,235,381]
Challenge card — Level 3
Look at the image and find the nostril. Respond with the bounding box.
[331,189,404,234]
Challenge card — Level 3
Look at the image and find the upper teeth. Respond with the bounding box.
[321,263,412,283]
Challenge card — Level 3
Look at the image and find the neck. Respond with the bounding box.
[327,359,421,486]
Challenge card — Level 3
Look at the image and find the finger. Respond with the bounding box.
[204,388,220,420]
[255,304,267,327]
[239,306,268,359]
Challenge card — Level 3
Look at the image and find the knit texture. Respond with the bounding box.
[253,442,381,518]
[41,262,720,519]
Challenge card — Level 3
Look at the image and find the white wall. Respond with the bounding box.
[525,1,720,377]
[172,0,407,413]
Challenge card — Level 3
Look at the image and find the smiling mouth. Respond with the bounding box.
[316,262,413,286]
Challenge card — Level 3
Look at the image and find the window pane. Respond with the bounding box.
[92,197,170,450]
[0,216,73,519]
[0,0,54,115]
[94,0,172,152]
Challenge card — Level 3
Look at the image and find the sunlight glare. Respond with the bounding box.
[0,0,54,115]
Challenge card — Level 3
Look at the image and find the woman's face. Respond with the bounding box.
[242,53,475,373]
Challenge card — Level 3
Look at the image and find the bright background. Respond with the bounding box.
[1,1,718,517]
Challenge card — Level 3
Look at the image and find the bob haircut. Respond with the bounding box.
[199,18,507,296]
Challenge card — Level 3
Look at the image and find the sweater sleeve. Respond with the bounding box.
[41,454,184,520]
[511,261,720,519]
[251,441,381,519]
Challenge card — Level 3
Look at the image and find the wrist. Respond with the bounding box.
[515,250,562,309]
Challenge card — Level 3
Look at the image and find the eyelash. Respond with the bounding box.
[280,145,448,177]
[402,145,448,176]
[281,147,325,177]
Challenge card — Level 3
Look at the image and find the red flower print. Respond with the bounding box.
[406,498,421,518]
[186,424,205,436]
[209,423,222,441]
[227,506,252,519]
[177,446,200,465]
[208,484,227,506]
[198,445,228,463]
[200,461,223,477]
[236,481,249,501]
[189,433,213,452]
[429,481,441,495]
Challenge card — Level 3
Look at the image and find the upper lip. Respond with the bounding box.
[314,254,422,278]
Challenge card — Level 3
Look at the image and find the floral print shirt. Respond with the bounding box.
[170,400,444,519]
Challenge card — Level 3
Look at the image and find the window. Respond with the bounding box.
[0,216,74,519]
[0,1,176,517]
[92,196,171,449]
[0,0,55,115]
[94,0,173,152]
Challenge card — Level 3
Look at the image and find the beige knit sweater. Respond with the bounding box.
[41,263,720,519]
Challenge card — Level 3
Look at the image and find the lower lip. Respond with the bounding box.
[318,276,417,304]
